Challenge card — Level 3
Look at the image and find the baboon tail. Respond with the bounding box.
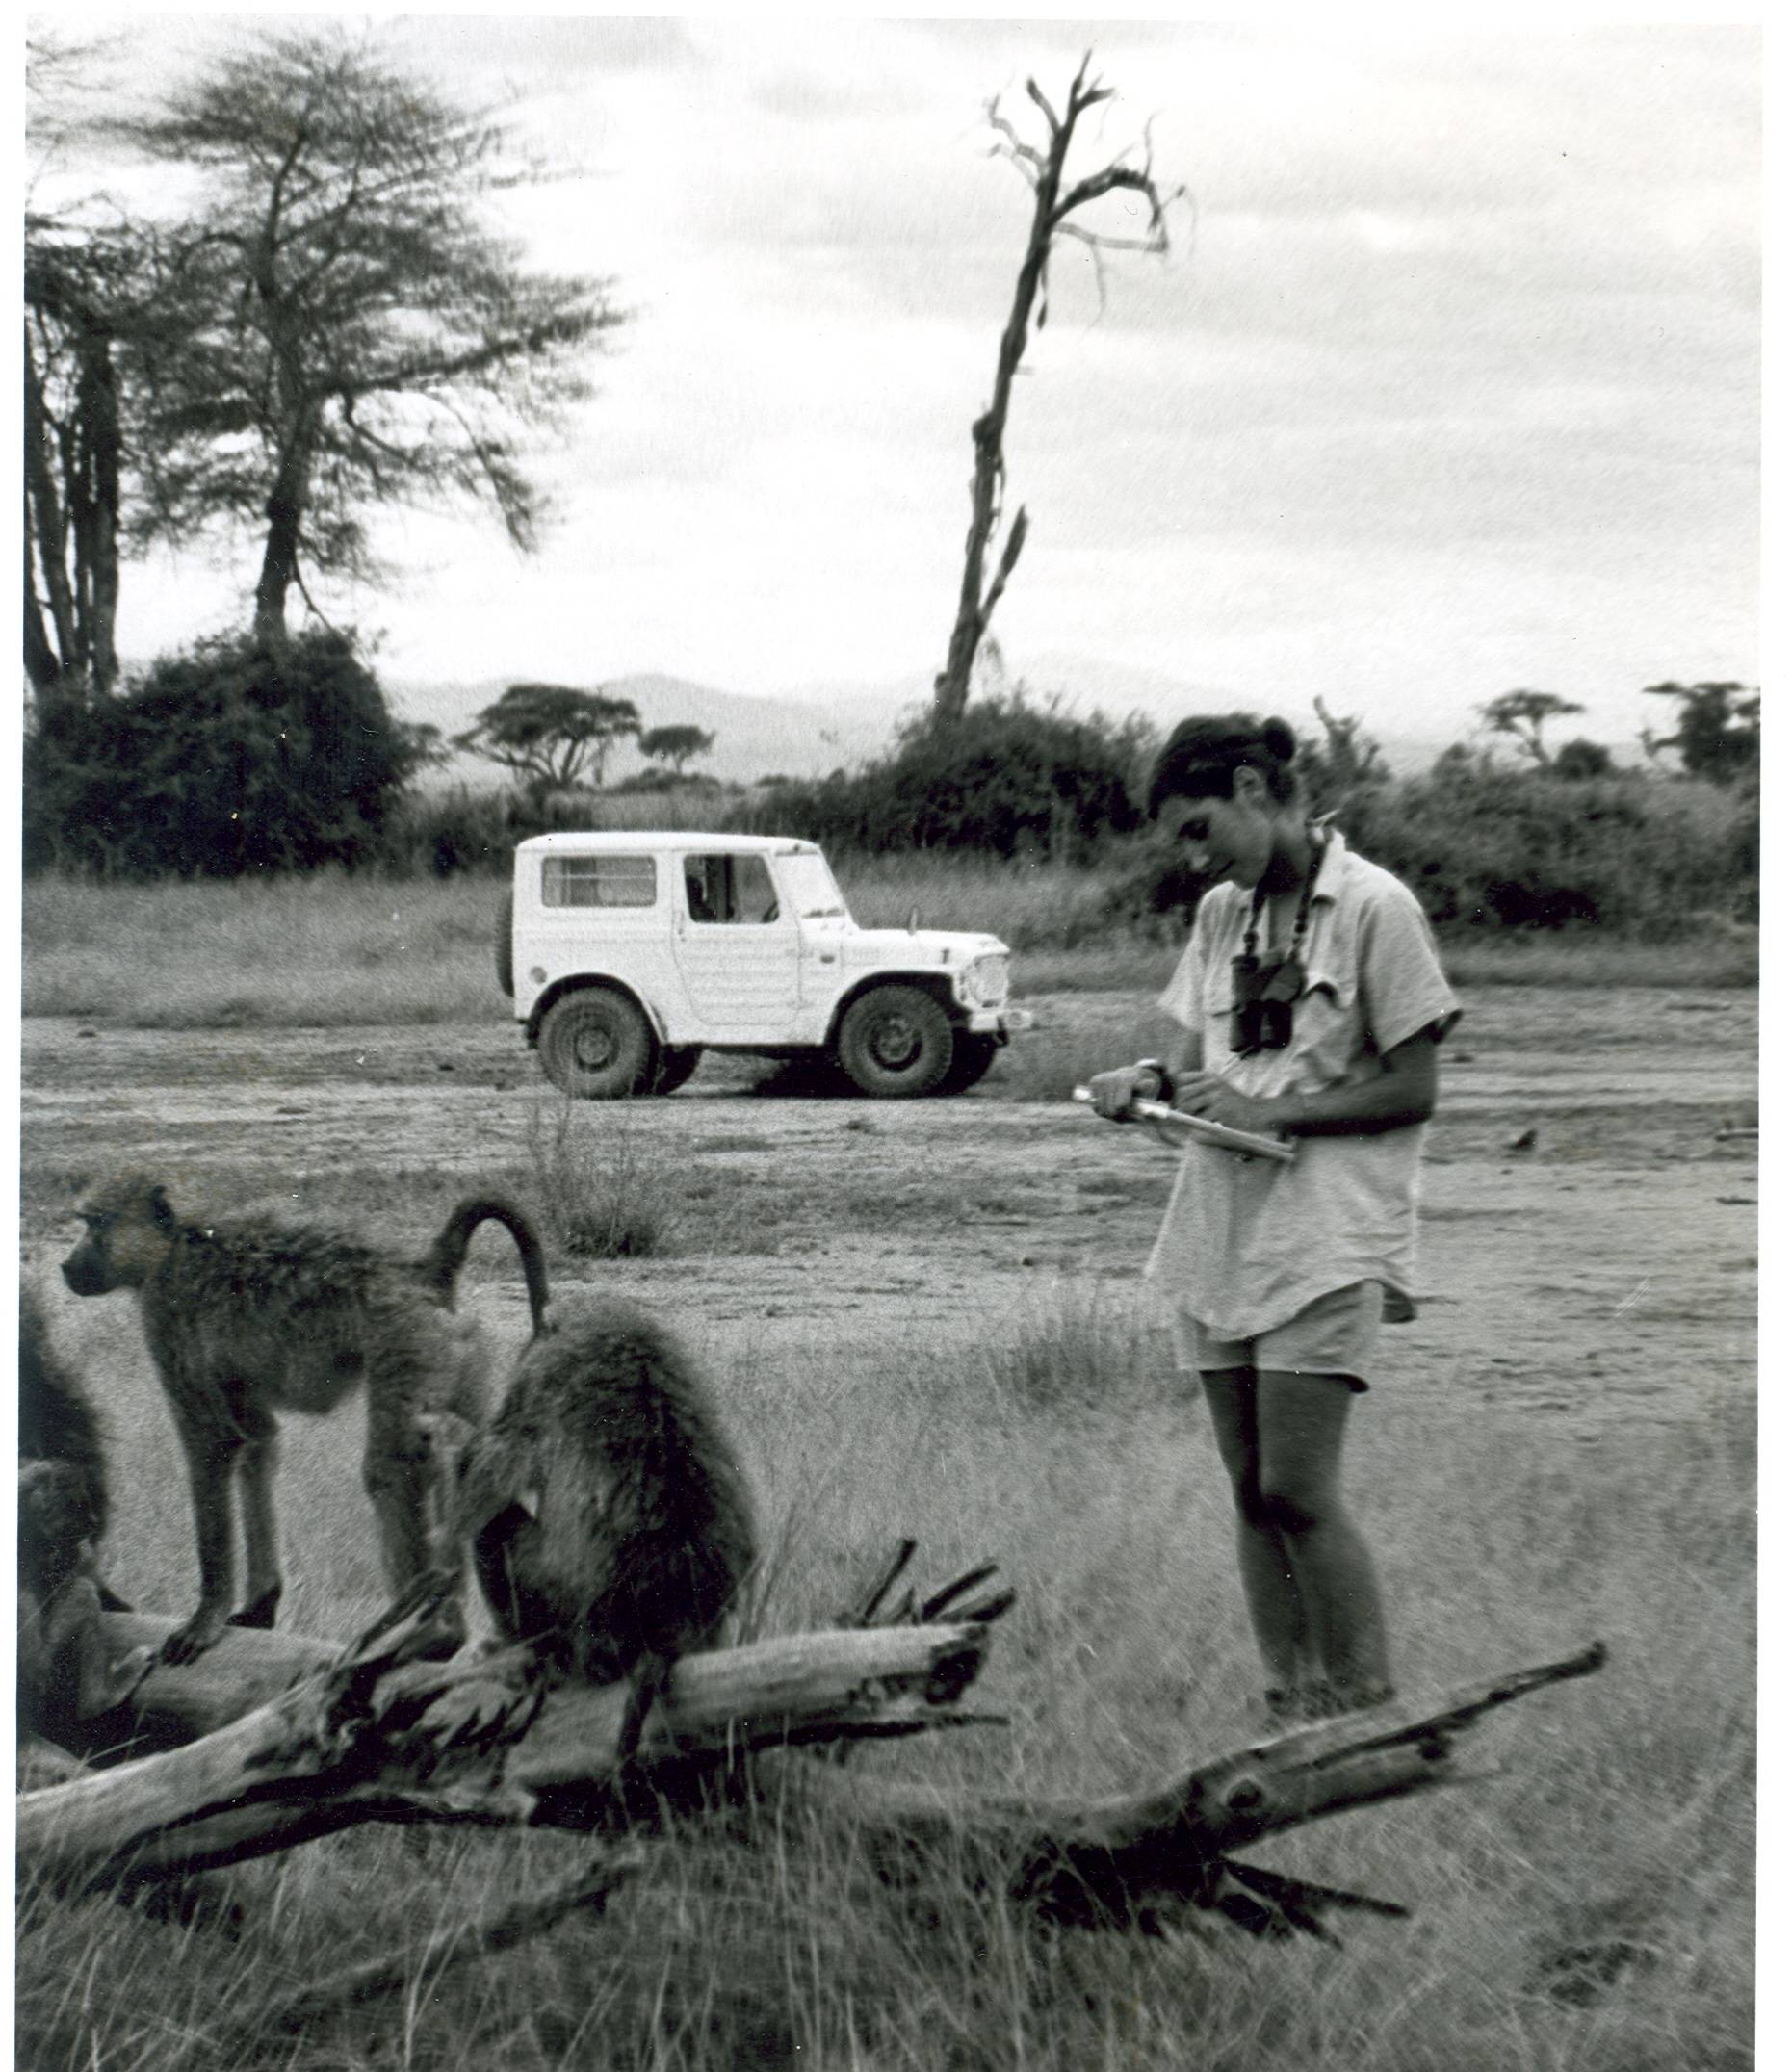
[423,1197,552,1334]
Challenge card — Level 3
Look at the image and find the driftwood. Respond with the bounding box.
[16,1566,1605,1944]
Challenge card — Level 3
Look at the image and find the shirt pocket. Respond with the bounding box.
[1201,958,1238,1056]
[1292,969,1363,1088]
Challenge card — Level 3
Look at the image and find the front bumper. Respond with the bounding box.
[966,1008,1034,1037]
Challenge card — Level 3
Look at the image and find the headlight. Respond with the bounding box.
[961,954,1009,1008]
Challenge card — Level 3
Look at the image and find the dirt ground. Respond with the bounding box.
[20,983,1756,1443]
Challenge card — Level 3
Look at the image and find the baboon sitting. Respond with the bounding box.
[60,1175,551,1665]
[438,1295,758,1759]
[18,1287,153,1737]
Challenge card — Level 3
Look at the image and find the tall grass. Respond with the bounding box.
[16,1291,1753,2070]
[20,865,1755,1036]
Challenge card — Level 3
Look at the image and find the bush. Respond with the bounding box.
[735,691,1152,862]
[1341,764,1752,933]
[24,629,420,877]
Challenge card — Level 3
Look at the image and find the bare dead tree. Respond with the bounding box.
[932,54,1182,728]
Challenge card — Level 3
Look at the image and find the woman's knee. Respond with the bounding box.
[1256,1477,1338,1539]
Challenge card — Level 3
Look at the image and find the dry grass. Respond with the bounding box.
[16,1281,1753,2072]
[21,868,1753,1041]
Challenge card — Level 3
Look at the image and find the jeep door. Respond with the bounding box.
[674,850,804,1035]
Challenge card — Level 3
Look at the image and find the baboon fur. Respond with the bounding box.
[445,1294,758,1753]
[18,1286,152,1737]
[59,1174,551,1664]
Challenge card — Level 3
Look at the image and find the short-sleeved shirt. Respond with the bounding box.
[1143,830,1460,1341]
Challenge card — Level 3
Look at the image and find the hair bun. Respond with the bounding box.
[1260,717,1296,764]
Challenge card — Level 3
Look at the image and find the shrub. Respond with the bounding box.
[735,691,1153,862]
[24,629,420,877]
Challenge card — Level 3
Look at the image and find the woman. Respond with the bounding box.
[1090,714,1459,1725]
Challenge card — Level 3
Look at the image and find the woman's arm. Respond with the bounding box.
[1177,1031,1440,1138]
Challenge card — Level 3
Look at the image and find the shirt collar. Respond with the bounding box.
[1310,821,1350,904]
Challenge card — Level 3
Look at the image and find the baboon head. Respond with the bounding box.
[62,1175,179,1297]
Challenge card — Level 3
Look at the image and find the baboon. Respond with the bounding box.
[439,1294,758,1759]
[18,1287,152,1737]
[60,1175,551,1665]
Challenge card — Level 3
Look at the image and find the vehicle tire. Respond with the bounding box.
[939,1033,1000,1095]
[494,891,514,998]
[836,985,955,1099]
[654,1046,703,1096]
[538,990,656,1100]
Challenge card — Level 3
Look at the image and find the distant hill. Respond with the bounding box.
[389,672,914,790]
[391,660,1460,791]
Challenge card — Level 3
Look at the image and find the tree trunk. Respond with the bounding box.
[23,325,81,694]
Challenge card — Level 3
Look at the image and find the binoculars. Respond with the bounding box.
[1230,952,1304,1054]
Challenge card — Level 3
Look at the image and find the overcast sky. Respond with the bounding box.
[31,13,1761,751]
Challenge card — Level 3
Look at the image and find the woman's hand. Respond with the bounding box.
[1175,1073,1288,1135]
[1087,1064,1156,1120]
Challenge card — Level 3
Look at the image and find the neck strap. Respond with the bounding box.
[1242,827,1327,963]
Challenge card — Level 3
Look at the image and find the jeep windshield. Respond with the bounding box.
[779,852,850,919]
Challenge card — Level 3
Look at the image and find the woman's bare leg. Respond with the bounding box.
[1199,1368,1311,1691]
[1253,1370,1391,1703]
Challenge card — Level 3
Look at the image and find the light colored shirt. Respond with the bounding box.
[1143,830,1460,1340]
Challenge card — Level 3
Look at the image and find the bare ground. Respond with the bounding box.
[20,983,1756,1445]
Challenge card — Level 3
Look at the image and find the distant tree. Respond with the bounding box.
[638,723,715,780]
[24,628,420,875]
[116,28,621,641]
[1477,689,1585,767]
[1298,696,1389,807]
[932,55,1181,728]
[1552,737,1615,780]
[455,684,640,799]
[1641,682,1759,788]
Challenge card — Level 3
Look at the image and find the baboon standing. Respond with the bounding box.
[441,1295,758,1758]
[60,1176,551,1664]
[18,1287,152,1734]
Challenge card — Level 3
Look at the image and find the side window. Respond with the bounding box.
[541,855,657,908]
[684,854,780,924]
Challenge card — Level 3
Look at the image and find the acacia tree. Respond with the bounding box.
[638,723,714,778]
[933,55,1179,728]
[24,35,141,700]
[118,29,622,641]
[1642,681,1760,787]
[455,684,641,799]
[1477,689,1585,767]
[23,221,136,699]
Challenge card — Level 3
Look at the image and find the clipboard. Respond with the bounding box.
[1072,1087,1298,1163]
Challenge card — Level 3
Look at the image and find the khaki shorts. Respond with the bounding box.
[1170,1281,1383,1392]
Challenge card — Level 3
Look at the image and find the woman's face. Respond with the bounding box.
[1159,770,1275,890]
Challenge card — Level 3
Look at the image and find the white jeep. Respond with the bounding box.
[498,832,1032,1099]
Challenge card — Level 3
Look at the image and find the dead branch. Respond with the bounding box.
[933,54,1183,727]
[827,1643,1608,1938]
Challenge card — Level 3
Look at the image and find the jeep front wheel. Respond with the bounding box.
[836,985,954,1099]
[538,991,656,1100]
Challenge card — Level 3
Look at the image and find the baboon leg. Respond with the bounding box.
[616,1649,676,1765]
[162,1424,243,1665]
[229,1409,283,1630]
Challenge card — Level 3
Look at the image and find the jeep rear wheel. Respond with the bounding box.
[538,991,656,1100]
[836,985,954,1099]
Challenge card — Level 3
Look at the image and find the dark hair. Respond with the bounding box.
[1147,713,1300,818]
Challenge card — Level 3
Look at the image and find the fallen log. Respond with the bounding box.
[15,1588,1006,1894]
[17,1562,1605,1947]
